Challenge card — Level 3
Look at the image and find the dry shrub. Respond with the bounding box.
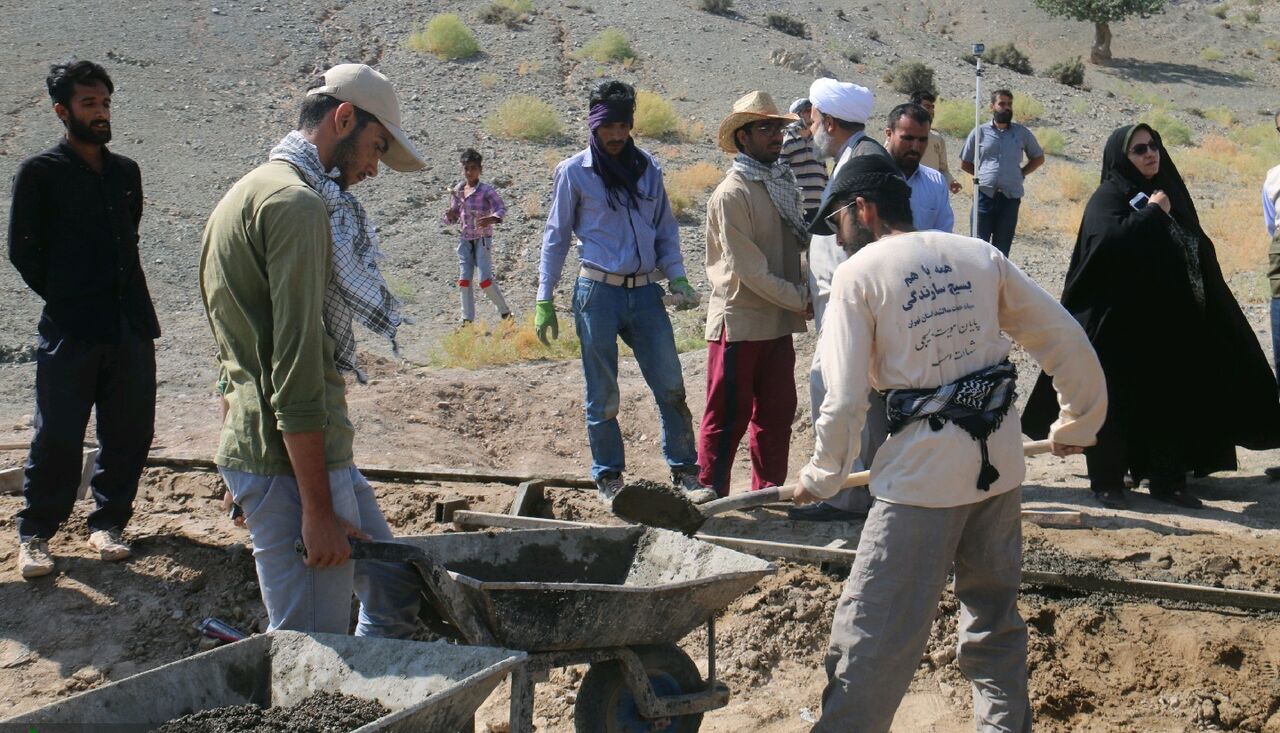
[516,59,542,76]
[1035,128,1067,156]
[932,99,974,138]
[519,193,544,219]
[408,14,480,60]
[576,28,635,63]
[1203,189,1266,284]
[1142,108,1192,147]
[634,91,680,138]
[1202,106,1235,127]
[666,161,723,218]
[1018,162,1089,241]
[433,317,581,369]
[765,13,808,38]
[1013,94,1044,123]
[484,95,562,141]
[479,73,499,90]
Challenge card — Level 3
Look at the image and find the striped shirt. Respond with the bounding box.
[781,122,828,215]
[442,181,506,240]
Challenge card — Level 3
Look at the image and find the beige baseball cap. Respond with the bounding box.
[307,63,425,172]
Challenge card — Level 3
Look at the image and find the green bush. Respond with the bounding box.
[843,48,862,63]
[408,14,480,60]
[765,13,808,38]
[1143,109,1192,147]
[1200,47,1224,62]
[576,28,635,63]
[1035,128,1067,156]
[484,95,562,141]
[1045,57,1085,88]
[883,61,937,96]
[1244,9,1260,23]
[699,0,733,14]
[983,43,1033,74]
[1209,4,1228,19]
[932,99,975,138]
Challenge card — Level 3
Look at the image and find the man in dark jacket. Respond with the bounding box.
[8,60,160,578]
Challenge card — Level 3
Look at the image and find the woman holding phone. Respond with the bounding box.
[1023,124,1280,510]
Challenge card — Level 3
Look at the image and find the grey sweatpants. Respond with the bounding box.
[812,487,1031,733]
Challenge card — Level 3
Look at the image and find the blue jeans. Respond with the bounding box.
[1272,298,1280,386]
[571,276,698,480]
[977,191,1022,257]
[219,465,422,638]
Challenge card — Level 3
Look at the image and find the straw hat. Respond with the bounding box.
[716,91,799,154]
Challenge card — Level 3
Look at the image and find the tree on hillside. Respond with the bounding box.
[1031,0,1166,65]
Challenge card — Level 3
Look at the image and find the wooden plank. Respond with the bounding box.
[0,466,21,495]
[142,455,595,488]
[509,480,546,517]
[451,511,609,531]
[698,534,858,565]
[1023,571,1280,612]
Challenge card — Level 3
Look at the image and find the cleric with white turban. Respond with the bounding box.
[808,78,874,125]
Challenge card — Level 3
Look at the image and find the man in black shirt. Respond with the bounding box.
[8,60,160,579]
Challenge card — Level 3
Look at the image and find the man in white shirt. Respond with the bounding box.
[885,102,954,232]
[795,154,1106,732]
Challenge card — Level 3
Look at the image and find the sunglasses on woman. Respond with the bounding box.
[1129,141,1160,156]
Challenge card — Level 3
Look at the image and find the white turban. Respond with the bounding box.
[808,78,874,125]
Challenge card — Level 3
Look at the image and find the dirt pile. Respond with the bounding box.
[152,691,388,733]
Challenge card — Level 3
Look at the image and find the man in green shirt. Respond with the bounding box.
[200,64,423,636]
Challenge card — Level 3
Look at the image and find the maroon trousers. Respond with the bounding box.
[697,333,797,496]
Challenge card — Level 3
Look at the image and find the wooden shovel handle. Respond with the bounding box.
[713,438,1057,511]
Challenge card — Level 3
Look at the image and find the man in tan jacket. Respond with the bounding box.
[697,92,811,497]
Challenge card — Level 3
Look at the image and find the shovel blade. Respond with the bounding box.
[611,482,705,534]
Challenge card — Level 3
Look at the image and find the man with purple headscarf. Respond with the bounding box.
[535,79,714,505]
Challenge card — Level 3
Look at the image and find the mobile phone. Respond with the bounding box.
[1128,192,1149,211]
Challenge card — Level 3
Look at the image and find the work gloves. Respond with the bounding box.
[535,299,559,345]
[666,276,700,311]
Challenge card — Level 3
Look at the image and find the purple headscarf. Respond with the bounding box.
[587,101,648,209]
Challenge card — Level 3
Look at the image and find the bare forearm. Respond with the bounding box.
[1022,156,1045,177]
[281,431,334,520]
[960,161,975,175]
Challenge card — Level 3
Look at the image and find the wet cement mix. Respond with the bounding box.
[609,478,704,533]
[151,691,388,733]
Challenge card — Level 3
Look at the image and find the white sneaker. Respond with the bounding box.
[18,538,55,579]
[88,528,132,562]
[673,471,718,504]
[596,473,625,504]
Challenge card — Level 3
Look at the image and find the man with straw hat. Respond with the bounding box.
[697,92,811,497]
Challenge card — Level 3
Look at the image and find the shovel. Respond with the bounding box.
[612,439,1054,534]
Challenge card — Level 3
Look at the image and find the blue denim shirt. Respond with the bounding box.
[960,122,1043,199]
[537,145,686,301]
[906,163,955,233]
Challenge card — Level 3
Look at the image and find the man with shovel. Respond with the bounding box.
[200,65,422,636]
[794,154,1106,732]
[535,79,714,505]
[698,92,811,497]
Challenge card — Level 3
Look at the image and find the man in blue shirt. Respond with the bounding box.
[885,103,954,232]
[535,80,713,504]
[960,89,1044,255]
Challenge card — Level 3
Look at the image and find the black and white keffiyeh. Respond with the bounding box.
[732,153,810,242]
[269,131,408,382]
[884,360,1018,492]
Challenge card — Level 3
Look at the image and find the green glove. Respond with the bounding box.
[535,299,559,345]
[668,276,699,310]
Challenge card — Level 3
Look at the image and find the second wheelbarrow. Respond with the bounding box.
[352,525,775,733]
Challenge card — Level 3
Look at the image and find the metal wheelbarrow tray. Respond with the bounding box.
[1,630,524,733]
[372,525,775,732]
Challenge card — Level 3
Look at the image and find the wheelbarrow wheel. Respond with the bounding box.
[574,644,704,733]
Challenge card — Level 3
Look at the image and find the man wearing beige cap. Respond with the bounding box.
[698,92,811,497]
[200,64,424,636]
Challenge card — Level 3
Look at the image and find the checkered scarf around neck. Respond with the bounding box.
[269,131,407,383]
[884,360,1018,492]
[732,153,810,242]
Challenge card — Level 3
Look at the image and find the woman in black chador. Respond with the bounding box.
[1023,124,1280,510]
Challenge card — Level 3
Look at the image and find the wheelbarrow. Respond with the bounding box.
[0,630,524,733]
[352,525,776,733]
